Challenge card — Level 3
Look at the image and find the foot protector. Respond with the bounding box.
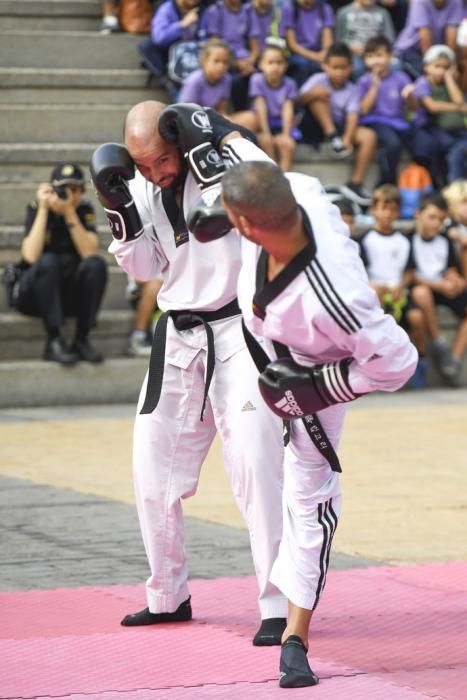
[279,635,319,688]
[121,596,192,626]
[253,617,287,646]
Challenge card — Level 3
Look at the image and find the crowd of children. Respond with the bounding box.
[135,0,467,388]
[138,0,466,194]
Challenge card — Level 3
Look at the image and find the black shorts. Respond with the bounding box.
[433,290,467,319]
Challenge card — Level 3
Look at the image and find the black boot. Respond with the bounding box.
[71,337,103,364]
[43,337,78,366]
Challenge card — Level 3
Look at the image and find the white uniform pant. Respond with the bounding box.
[133,317,287,618]
[270,404,345,611]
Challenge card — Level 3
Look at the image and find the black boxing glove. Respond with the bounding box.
[158,103,226,189]
[187,186,232,242]
[258,357,360,419]
[90,143,143,242]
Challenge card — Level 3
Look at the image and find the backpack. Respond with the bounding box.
[398,163,433,219]
[1,262,24,308]
[167,41,201,85]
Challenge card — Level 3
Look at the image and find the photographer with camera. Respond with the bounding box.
[14,163,107,364]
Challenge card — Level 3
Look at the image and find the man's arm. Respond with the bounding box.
[21,184,51,264]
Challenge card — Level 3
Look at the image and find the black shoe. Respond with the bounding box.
[71,338,103,364]
[341,181,372,207]
[279,635,319,688]
[253,617,287,646]
[121,596,192,626]
[43,337,78,366]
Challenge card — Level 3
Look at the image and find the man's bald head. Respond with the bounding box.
[124,101,167,145]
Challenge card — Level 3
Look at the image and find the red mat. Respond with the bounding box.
[2,563,467,699]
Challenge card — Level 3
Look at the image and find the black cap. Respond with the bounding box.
[50,163,85,188]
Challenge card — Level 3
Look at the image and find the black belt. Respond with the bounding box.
[241,320,342,473]
[140,298,241,420]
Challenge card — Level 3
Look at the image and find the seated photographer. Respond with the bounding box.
[14,163,107,365]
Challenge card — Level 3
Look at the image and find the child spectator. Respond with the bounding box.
[410,45,467,185]
[299,43,377,206]
[251,0,276,49]
[138,0,207,82]
[358,184,428,387]
[394,0,463,78]
[358,35,432,186]
[410,192,467,387]
[336,0,395,78]
[334,196,357,234]
[443,180,467,279]
[127,278,163,357]
[205,0,260,110]
[249,43,299,171]
[179,39,258,132]
[279,0,335,86]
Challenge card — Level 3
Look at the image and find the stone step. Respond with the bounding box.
[0,182,110,226]
[0,14,99,30]
[0,309,135,360]
[0,87,160,106]
[0,0,101,16]
[0,67,164,92]
[0,30,143,69]
[0,356,147,407]
[0,104,132,144]
[0,264,130,313]
[0,225,113,253]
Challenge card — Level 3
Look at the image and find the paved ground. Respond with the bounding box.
[1,388,466,699]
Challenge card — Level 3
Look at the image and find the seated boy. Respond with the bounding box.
[394,0,463,78]
[410,44,467,186]
[358,184,428,387]
[299,42,376,206]
[409,192,467,387]
[358,35,433,186]
[336,0,395,78]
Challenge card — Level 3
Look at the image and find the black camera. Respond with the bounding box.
[53,184,68,200]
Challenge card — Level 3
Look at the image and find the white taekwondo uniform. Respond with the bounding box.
[109,138,287,618]
[237,169,418,610]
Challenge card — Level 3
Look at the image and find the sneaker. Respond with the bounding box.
[326,135,353,159]
[128,332,152,357]
[440,356,463,388]
[279,635,319,688]
[253,617,287,646]
[121,597,192,626]
[408,357,428,389]
[71,338,103,364]
[43,337,78,366]
[99,14,120,34]
[340,181,373,207]
[430,337,451,375]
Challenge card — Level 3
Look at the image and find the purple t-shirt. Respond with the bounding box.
[252,6,274,48]
[299,72,359,126]
[412,76,433,127]
[279,1,334,51]
[249,72,298,119]
[205,2,260,59]
[179,68,232,108]
[151,0,207,47]
[358,70,411,130]
[394,0,462,55]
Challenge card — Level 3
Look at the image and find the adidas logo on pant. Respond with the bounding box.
[274,390,304,416]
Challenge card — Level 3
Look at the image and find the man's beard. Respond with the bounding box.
[159,161,188,192]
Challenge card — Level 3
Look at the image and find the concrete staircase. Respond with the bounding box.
[0,1,463,406]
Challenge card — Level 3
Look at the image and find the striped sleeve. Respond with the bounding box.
[221,137,275,167]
